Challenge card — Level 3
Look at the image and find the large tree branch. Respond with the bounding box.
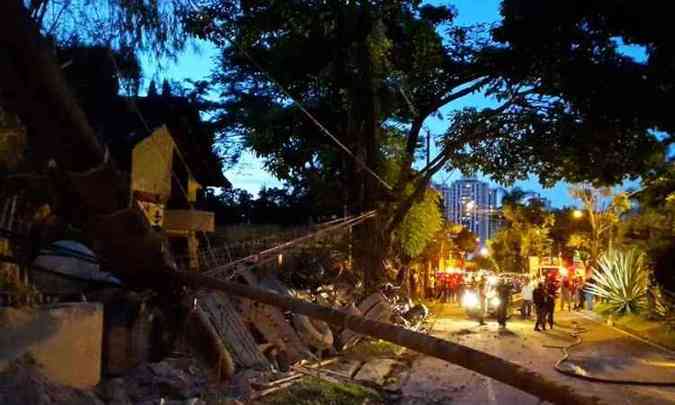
[403,117,424,167]
[397,76,492,193]
[431,76,492,111]
[415,94,523,179]
[387,88,536,233]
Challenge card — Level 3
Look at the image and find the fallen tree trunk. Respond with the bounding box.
[174,271,602,405]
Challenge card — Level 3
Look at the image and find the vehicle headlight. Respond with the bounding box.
[490,297,501,307]
[462,292,480,309]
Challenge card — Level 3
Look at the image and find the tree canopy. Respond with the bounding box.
[489,194,553,273]
[495,0,675,140]
[25,0,193,59]
[10,0,670,289]
[178,0,668,287]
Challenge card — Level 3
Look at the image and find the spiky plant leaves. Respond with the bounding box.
[587,249,649,315]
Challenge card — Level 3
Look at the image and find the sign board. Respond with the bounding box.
[137,200,164,227]
[131,126,175,202]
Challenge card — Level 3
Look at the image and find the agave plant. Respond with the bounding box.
[587,249,649,315]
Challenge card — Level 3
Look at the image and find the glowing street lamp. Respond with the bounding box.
[572,209,584,219]
[479,247,489,257]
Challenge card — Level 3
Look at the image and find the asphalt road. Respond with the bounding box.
[398,303,675,405]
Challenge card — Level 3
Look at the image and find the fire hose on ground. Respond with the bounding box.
[544,321,675,387]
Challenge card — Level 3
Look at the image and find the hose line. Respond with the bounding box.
[544,322,675,387]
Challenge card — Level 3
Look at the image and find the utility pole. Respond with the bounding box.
[426,129,431,166]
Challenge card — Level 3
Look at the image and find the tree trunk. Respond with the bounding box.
[175,270,602,405]
[349,19,389,292]
[423,260,431,298]
[353,215,388,291]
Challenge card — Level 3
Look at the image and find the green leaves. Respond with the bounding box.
[587,249,649,315]
[396,188,443,259]
[490,193,553,273]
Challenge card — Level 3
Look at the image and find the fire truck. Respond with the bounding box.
[528,256,585,282]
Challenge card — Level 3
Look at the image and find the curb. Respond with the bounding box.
[577,311,675,356]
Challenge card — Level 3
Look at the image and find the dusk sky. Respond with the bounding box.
[142,0,642,207]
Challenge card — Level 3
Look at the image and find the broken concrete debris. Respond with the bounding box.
[355,359,406,387]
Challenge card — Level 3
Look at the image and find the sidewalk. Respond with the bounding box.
[578,309,675,354]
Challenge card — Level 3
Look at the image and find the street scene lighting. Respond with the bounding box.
[479,247,489,257]
[572,209,584,219]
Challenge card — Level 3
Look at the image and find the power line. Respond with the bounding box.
[184,2,392,191]
[204,210,376,279]
[232,43,392,191]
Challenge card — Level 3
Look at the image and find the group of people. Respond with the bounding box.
[521,273,590,331]
[434,272,465,303]
[434,269,597,331]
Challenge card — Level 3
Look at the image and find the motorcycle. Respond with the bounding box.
[380,283,430,330]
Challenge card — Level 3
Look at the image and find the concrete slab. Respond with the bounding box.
[326,359,363,378]
[354,359,404,386]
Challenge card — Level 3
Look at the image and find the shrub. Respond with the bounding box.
[587,249,649,315]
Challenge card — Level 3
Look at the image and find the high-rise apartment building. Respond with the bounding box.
[439,178,499,246]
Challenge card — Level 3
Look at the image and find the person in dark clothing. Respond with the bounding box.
[544,280,557,329]
[495,279,512,327]
[533,282,547,331]
[477,276,487,326]
[575,278,586,310]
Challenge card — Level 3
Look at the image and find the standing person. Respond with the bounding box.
[496,279,512,327]
[561,276,572,311]
[442,273,450,303]
[447,274,456,303]
[435,271,445,302]
[521,279,534,319]
[453,274,461,303]
[477,276,487,326]
[584,277,594,311]
[544,280,557,329]
[576,278,586,310]
[428,272,435,300]
[533,282,547,331]
[568,276,578,310]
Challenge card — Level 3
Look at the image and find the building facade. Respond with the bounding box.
[439,178,499,246]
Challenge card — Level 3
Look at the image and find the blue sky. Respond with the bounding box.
[142,0,642,207]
